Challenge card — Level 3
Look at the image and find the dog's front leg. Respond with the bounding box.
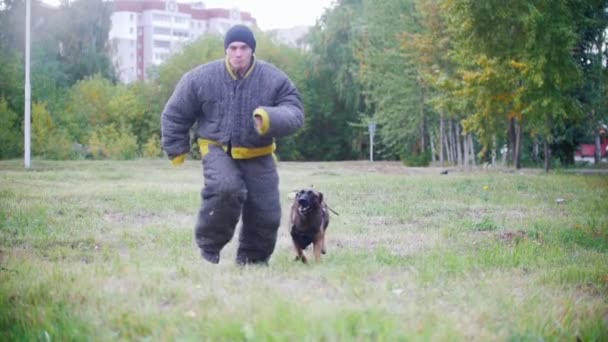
[313,238,323,262]
[292,240,307,263]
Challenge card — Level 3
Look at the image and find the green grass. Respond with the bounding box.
[1,159,607,340]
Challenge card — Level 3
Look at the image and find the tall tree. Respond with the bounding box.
[55,0,116,83]
[294,0,369,160]
[446,0,584,170]
[356,0,428,161]
[573,0,608,164]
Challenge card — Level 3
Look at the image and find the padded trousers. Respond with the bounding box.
[194,145,281,264]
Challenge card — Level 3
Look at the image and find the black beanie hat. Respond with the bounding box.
[224,25,256,53]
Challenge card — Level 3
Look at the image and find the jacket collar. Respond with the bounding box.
[225,56,256,80]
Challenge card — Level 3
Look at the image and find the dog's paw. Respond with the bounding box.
[294,255,308,263]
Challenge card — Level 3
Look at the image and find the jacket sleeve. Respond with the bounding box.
[254,76,304,138]
[161,73,198,159]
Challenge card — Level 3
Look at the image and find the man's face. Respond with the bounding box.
[226,41,253,74]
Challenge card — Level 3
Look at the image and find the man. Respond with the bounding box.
[161,25,304,265]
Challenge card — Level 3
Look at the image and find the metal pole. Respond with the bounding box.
[24,0,31,169]
[368,122,376,162]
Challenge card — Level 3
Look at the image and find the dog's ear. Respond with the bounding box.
[318,192,323,203]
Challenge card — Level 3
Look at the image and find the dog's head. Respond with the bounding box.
[295,189,323,214]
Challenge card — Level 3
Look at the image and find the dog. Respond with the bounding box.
[289,188,330,263]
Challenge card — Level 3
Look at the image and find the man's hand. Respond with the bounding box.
[252,108,269,135]
[171,154,186,166]
[254,114,263,130]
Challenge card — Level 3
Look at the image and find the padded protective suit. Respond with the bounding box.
[161,57,304,264]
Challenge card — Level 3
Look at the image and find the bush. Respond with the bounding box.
[0,97,22,159]
[401,151,431,167]
[32,102,75,160]
[88,124,138,160]
[142,134,162,158]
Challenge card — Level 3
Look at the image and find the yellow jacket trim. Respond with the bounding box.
[253,108,270,135]
[171,154,186,166]
[224,56,257,80]
[198,139,228,157]
[198,138,275,159]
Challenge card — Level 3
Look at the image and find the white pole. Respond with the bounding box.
[368,122,376,162]
[24,0,31,169]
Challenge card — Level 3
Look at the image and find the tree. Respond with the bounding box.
[446,0,584,171]
[54,0,116,83]
[573,0,608,164]
[0,97,22,159]
[355,0,429,161]
[295,0,369,160]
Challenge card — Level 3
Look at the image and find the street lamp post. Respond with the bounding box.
[368,122,376,162]
[24,0,31,169]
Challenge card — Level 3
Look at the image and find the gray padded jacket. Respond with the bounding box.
[161,57,304,159]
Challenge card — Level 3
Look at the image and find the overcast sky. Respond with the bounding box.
[198,0,335,30]
[41,0,335,31]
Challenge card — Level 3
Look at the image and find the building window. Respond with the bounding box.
[153,27,171,35]
[129,27,134,34]
[153,14,170,21]
[154,40,171,49]
[130,13,134,21]
[174,16,187,24]
[173,30,188,38]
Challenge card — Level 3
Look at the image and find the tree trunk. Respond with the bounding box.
[439,114,445,166]
[492,135,497,166]
[594,131,601,165]
[463,133,470,171]
[420,106,426,155]
[456,122,463,167]
[533,141,539,163]
[469,134,476,166]
[508,118,516,165]
[447,120,454,164]
[544,140,551,172]
[445,129,453,164]
[514,119,522,169]
[429,130,436,163]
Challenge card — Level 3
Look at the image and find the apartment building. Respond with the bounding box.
[108,0,256,83]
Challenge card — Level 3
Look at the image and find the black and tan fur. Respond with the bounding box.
[289,189,329,263]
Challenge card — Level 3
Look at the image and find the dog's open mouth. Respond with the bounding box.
[298,205,312,214]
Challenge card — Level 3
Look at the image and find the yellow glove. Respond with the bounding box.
[171,154,186,166]
[253,108,270,135]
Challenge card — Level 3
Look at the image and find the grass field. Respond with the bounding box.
[1,159,607,341]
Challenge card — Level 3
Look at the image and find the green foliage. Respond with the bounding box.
[0,50,23,116]
[446,0,586,166]
[155,36,224,100]
[54,0,116,83]
[401,150,431,166]
[355,0,429,159]
[142,134,162,158]
[294,1,369,160]
[0,97,22,159]
[88,124,138,160]
[32,102,72,160]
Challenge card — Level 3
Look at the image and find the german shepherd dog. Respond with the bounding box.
[290,189,330,263]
